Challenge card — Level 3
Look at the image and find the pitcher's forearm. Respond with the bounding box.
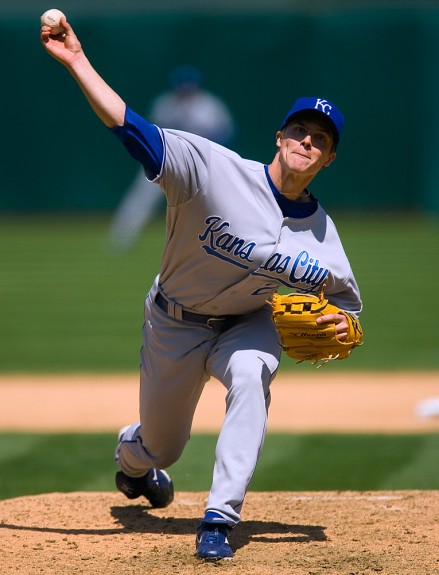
[69,54,126,128]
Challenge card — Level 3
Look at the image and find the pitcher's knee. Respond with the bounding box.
[226,352,273,390]
[138,433,187,469]
[150,450,182,469]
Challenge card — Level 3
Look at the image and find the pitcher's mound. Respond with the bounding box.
[1,490,437,574]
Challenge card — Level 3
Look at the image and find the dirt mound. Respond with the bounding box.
[1,490,438,574]
[2,372,439,572]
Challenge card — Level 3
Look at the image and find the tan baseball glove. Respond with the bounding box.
[270,289,363,366]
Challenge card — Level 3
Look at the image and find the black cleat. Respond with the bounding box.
[115,468,174,508]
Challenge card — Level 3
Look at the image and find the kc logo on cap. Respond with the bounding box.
[314,98,333,116]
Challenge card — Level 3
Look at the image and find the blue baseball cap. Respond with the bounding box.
[280,97,344,147]
[169,65,203,90]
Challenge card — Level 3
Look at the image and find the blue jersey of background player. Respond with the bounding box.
[41,16,362,562]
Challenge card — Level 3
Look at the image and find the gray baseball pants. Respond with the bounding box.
[116,284,281,525]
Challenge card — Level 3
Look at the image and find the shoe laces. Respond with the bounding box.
[147,469,159,483]
[201,524,228,544]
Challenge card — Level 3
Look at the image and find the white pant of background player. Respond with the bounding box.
[108,170,163,251]
[115,280,281,525]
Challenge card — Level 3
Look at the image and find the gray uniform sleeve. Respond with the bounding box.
[158,129,211,207]
[326,273,362,316]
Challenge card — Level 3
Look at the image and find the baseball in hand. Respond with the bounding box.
[40,9,66,35]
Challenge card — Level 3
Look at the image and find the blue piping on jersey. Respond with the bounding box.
[201,246,250,269]
[264,165,318,219]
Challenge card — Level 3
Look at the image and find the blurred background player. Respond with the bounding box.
[108,65,236,251]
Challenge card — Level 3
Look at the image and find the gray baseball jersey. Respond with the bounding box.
[116,123,362,526]
[157,128,361,316]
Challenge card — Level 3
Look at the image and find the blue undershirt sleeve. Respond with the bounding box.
[111,106,164,180]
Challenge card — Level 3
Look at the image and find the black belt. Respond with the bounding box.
[155,291,239,332]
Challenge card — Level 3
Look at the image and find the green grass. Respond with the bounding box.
[0,212,438,372]
[0,215,164,372]
[1,432,438,500]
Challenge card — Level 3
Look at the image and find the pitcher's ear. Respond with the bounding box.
[275,131,282,148]
[324,152,336,167]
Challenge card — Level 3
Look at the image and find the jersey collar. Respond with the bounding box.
[264,165,318,219]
